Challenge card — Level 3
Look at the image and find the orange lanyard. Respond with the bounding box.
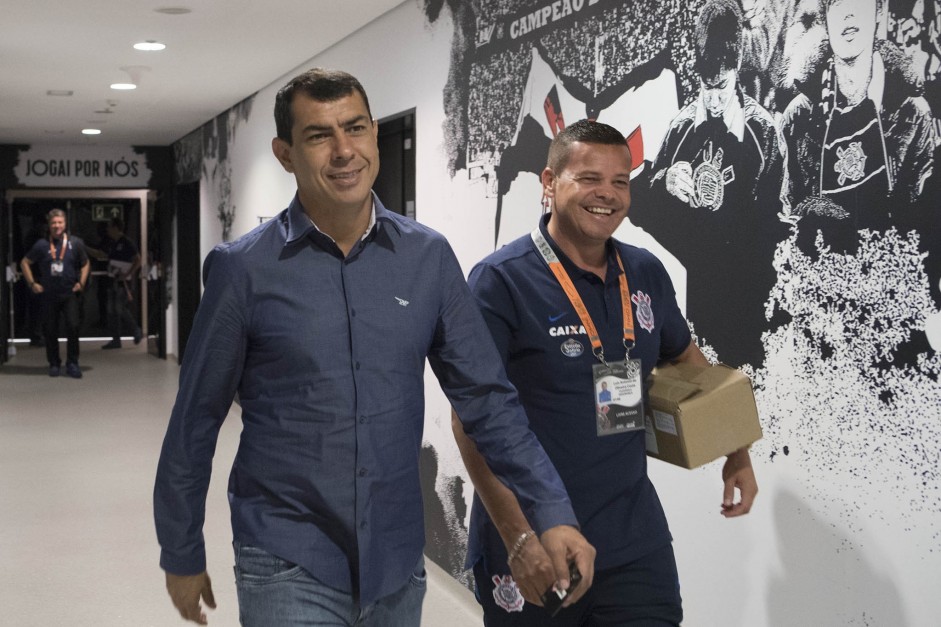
[531,229,635,365]
[48,233,68,262]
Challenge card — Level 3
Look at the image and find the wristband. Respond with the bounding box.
[507,529,537,564]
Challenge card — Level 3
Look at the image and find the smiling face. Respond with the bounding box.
[826,0,878,62]
[542,141,632,254]
[48,214,66,239]
[272,91,379,217]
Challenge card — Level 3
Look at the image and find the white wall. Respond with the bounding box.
[186,1,941,625]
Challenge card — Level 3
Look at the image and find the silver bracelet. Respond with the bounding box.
[507,529,537,564]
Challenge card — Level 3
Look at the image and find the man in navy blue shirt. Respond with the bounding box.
[154,68,591,626]
[453,120,757,625]
[98,217,142,349]
[20,209,90,378]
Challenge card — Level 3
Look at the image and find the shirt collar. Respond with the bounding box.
[538,213,621,282]
[868,51,885,113]
[693,88,746,142]
[285,191,397,245]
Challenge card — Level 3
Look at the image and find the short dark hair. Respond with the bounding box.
[547,119,628,172]
[695,0,743,79]
[47,208,66,222]
[109,216,124,231]
[274,68,372,143]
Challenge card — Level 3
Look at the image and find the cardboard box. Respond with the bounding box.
[644,362,762,469]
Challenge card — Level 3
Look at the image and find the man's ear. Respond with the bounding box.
[540,167,557,198]
[271,137,294,173]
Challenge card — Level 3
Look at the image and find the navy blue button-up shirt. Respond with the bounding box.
[154,194,576,604]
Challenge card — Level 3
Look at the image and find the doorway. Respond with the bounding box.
[4,189,151,349]
[375,110,416,218]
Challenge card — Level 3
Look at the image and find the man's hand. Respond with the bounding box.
[665,161,695,205]
[165,571,216,625]
[721,447,758,517]
[539,525,596,607]
[72,282,83,293]
[507,533,556,606]
[30,282,43,294]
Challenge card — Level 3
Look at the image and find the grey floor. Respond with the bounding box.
[0,340,482,626]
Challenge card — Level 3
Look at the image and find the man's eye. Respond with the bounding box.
[348,125,367,134]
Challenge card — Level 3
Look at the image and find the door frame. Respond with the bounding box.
[5,188,153,341]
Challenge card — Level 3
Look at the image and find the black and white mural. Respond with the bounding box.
[177,96,256,242]
[423,0,941,599]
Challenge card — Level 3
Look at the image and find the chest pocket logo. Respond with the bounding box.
[631,291,656,333]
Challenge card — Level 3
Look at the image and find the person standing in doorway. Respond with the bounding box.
[98,217,142,349]
[20,209,90,378]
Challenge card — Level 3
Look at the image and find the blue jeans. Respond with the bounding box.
[234,543,426,626]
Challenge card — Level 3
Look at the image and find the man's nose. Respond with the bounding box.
[592,184,614,201]
[332,133,354,161]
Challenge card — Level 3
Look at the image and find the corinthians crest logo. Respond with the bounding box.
[834,141,867,186]
[631,291,656,333]
[492,574,525,613]
[693,141,735,211]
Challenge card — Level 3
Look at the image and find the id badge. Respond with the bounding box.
[593,359,644,436]
[50,262,64,276]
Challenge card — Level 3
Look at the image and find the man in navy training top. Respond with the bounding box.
[92,217,142,349]
[453,119,757,626]
[153,68,593,626]
[20,208,90,379]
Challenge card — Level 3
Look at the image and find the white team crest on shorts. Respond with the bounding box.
[492,574,525,613]
[631,291,655,333]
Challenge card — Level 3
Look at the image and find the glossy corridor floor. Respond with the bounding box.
[0,340,482,626]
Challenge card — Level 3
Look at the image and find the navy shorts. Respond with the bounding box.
[474,543,683,627]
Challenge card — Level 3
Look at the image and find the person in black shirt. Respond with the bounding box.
[96,217,142,349]
[20,209,90,378]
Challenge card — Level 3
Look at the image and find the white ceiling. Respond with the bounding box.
[0,0,403,147]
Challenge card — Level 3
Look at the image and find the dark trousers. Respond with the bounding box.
[42,292,82,366]
[107,283,140,342]
[475,543,683,627]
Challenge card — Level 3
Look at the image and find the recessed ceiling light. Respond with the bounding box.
[110,83,137,90]
[46,90,74,97]
[82,129,102,135]
[155,7,191,15]
[134,40,166,51]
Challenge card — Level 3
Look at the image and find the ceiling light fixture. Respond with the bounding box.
[155,7,191,15]
[82,129,102,135]
[134,40,166,51]
[46,90,74,97]
[110,83,137,90]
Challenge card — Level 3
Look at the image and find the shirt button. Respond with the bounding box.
[355,362,361,370]
[351,309,356,317]
[360,521,368,529]
[358,468,367,477]
[359,416,367,424]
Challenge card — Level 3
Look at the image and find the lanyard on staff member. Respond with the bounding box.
[531,228,645,435]
[48,233,68,276]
